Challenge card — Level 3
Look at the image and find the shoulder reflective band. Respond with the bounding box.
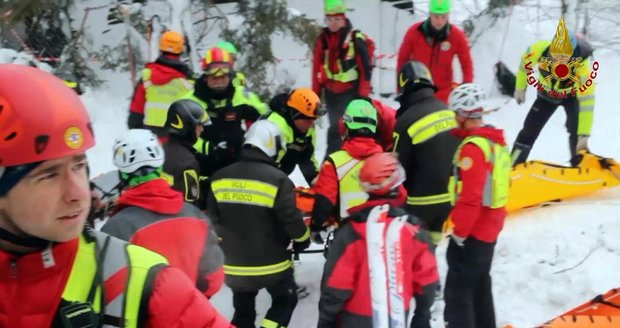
[211,178,278,208]
[407,110,457,145]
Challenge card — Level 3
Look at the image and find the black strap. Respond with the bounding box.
[593,292,620,309]
[0,227,50,249]
[86,233,109,322]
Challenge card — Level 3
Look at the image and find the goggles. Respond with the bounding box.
[204,66,231,77]
[343,114,378,126]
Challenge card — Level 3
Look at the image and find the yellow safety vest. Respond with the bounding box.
[515,40,595,135]
[61,231,168,327]
[329,150,369,218]
[210,178,309,277]
[398,110,456,206]
[449,136,511,209]
[142,68,194,128]
[265,111,317,167]
[322,31,364,83]
[232,71,247,87]
[185,86,269,155]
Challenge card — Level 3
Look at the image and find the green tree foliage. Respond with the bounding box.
[219,0,320,99]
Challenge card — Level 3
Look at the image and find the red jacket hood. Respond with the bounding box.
[452,125,507,146]
[341,137,383,159]
[116,179,184,215]
[145,61,188,85]
[347,186,407,218]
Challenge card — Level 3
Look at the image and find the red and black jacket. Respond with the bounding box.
[102,178,224,298]
[318,202,439,327]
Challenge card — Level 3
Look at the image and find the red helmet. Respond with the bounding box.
[0,64,95,167]
[359,152,405,196]
[202,47,233,75]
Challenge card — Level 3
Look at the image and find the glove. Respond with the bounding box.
[514,89,526,105]
[576,135,590,152]
[293,238,310,253]
[451,234,466,247]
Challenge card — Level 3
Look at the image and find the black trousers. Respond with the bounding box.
[231,269,298,328]
[324,89,358,157]
[512,96,579,165]
[444,238,496,328]
[406,202,452,234]
[410,282,437,328]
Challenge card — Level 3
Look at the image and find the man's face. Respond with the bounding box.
[0,154,91,243]
[430,13,449,30]
[195,124,204,137]
[205,74,231,91]
[325,15,345,32]
[293,118,315,134]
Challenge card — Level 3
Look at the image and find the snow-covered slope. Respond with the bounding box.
[3,0,617,326]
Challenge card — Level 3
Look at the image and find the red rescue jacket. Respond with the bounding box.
[312,20,372,97]
[450,126,508,243]
[0,236,232,327]
[397,21,474,103]
[103,178,225,298]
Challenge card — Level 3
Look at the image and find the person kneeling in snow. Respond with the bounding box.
[318,153,439,328]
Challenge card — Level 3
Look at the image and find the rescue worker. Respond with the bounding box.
[318,153,439,328]
[102,129,225,300]
[337,97,397,151]
[215,40,247,87]
[394,61,460,245]
[188,47,269,177]
[206,120,310,328]
[512,32,595,166]
[162,99,211,209]
[128,30,195,137]
[444,83,511,328]
[312,0,374,155]
[396,0,474,104]
[311,99,384,237]
[264,87,324,184]
[0,64,231,327]
[393,60,460,323]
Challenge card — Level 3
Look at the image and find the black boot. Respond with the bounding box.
[511,142,532,166]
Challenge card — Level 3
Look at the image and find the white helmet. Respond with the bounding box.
[448,83,487,118]
[244,120,286,160]
[113,129,165,173]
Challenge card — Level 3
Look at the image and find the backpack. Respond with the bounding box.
[321,29,376,74]
[354,30,376,70]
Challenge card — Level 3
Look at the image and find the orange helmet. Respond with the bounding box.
[159,31,185,54]
[286,88,324,119]
[359,152,405,196]
[0,64,95,167]
[202,47,233,75]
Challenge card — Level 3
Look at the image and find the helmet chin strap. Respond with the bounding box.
[0,226,50,250]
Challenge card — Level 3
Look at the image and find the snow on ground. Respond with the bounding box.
[3,0,618,326]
